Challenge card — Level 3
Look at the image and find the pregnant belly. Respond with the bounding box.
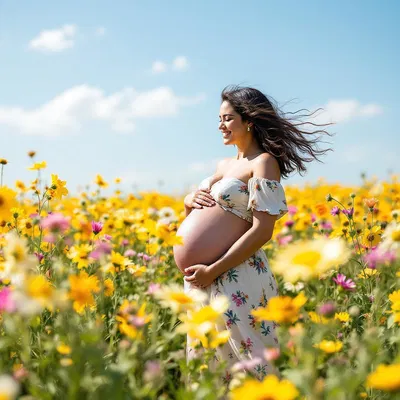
[173,205,252,273]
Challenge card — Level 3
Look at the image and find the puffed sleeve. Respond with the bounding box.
[247,177,288,220]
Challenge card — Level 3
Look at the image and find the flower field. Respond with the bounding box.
[0,156,399,399]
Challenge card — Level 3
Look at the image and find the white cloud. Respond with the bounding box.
[95,27,106,37]
[152,61,167,74]
[29,24,77,52]
[0,85,206,137]
[309,99,383,126]
[172,56,189,71]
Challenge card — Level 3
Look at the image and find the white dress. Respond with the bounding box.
[183,175,289,385]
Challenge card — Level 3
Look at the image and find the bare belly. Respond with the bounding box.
[173,204,252,273]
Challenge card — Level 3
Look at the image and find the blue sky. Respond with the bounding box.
[0,0,398,196]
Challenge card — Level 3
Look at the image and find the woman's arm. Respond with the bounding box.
[184,192,195,217]
[207,214,276,278]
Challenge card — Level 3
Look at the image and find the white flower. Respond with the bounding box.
[0,374,19,399]
[157,207,177,225]
[380,221,400,255]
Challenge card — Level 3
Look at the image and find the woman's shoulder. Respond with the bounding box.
[251,153,281,181]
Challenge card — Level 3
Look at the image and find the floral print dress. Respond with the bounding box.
[183,175,289,383]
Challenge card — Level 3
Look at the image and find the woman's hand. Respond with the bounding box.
[184,264,217,288]
[184,189,216,209]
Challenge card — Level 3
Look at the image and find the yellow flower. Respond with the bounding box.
[334,312,351,323]
[114,177,121,183]
[153,283,208,314]
[103,251,133,274]
[49,174,69,200]
[28,161,47,170]
[358,268,378,279]
[252,292,307,324]
[314,340,343,353]
[25,274,55,309]
[0,186,18,222]
[366,363,400,392]
[0,158,8,165]
[60,358,73,366]
[67,244,93,269]
[68,271,100,314]
[271,237,350,282]
[362,226,382,248]
[94,174,108,188]
[308,311,330,324]
[104,278,114,296]
[230,374,299,400]
[57,343,72,355]
[15,180,26,191]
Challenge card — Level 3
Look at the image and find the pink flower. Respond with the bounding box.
[103,234,112,242]
[342,207,354,218]
[331,206,340,216]
[288,205,298,216]
[0,287,16,312]
[363,247,396,269]
[263,347,280,361]
[40,213,70,232]
[321,221,332,230]
[121,239,129,246]
[277,235,293,246]
[34,252,44,262]
[333,273,356,291]
[317,301,336,317]
[91,221,103,235]
[146,283,161,295]
[311,213,317,223]
[89,241,112,260]
[285,220,294,228]
[124,249,136,257]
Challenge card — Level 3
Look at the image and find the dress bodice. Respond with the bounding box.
[198,175,288,223]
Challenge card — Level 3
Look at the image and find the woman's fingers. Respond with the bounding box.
[193,190,216,207]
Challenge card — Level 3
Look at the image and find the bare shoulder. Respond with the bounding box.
[214,156,234,176]
[252,153,281,182]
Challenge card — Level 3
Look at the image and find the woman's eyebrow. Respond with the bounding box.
[218,113,234,118]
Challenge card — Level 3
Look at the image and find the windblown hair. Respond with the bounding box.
[221,85,334,179]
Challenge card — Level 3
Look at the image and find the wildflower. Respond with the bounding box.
[0,287,16,312]
[366,363,400,392]
[104,278,114,296]
[333,273,356,291]
[313,340,343,353]
[230,374,299,400]
[94,174,108,188]
[27,151,36,158]
[330,206,340,216]
[67,244,94,269]
[342,207,354,218]
[49,174,68,200]
[89,241,112,260]
[263,347,281,362]
[40,212,70,233]
[364,198,379,209]
[252,292,307,325]
[379,221,400,255]
[146,283,161,295]
[326,194,333,202]
[27,161,46,170]
[0,159,8,165]
[271,237,350,283]
[57,343,72,355]
[102,251,133,274]
[362,225,382,248]
[91,221,103,235]
[68,271,100,314]
[317,301,336,317]
[0,186,18,222]
[24,274,55,310]
[334,312,350,323]
[153,283,208,314]
[358,268,378,279]
[143,360,163,383]
[0,374,20,399]
[363,247,396,269]
[308,311,330,324]
[277,234,293,246]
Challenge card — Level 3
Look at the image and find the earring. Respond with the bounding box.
[247,125,251,132]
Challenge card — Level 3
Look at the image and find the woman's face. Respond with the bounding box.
[218,100,248,145]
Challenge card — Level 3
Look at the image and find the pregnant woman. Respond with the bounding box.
[173,85,332,382]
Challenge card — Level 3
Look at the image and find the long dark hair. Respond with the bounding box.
[221,85,334,179]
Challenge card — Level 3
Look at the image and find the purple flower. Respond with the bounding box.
[89,241,112,260]
[121,239,129,246]
[363,248,396,269]
[317,301,336,317]
[333,273,356,291]
[285,220,294,228]
[103,234,112,242]
[91,221,103,235]
[321,221,333,230]
[331,206,341,216]
[34,252,44,262]
[0,287,16,312]
[342,207,354,218]
[40,213,70,232]
[124,249,136,257]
